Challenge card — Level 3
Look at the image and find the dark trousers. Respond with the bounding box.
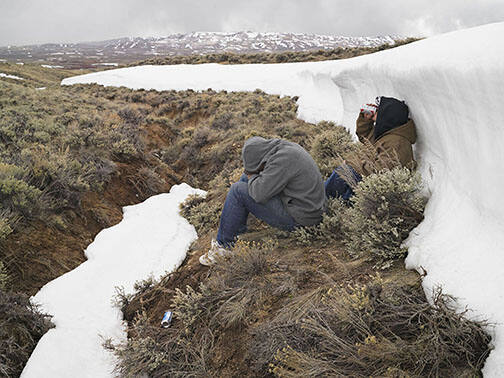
[324,165,362,200]
[216,175,298,247]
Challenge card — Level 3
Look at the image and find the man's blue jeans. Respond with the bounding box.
[324,165,362,200]
[216,174,298,247]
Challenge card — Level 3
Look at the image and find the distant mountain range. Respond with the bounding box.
[0,32,402,69]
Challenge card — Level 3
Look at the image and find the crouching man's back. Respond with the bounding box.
[244,137,326,226]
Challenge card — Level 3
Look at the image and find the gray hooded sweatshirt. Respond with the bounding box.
[242,136,326,226]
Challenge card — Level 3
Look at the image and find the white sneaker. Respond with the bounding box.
[199,239,233,266]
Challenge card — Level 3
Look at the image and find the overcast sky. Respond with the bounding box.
[1,0,504,46]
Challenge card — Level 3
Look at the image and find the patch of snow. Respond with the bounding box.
[0,72,24,80]
[16,62,24,65]
[91,63,119,67]
[41,64,64,69]
[62,22,504,376]
[246,31,259,39]
[21,184,205,378]
[36,87,46,90]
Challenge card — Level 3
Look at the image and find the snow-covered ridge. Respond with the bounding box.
[62,22,504,376]
[0,32,401,69]
[3,31,399,53]
[104,31,399,52]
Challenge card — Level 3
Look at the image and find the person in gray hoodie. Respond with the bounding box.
[200,136,326,266]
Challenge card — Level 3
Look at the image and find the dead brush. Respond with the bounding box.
[173,241,273,331]
[112,243,292,377]
[0,289,54,377]
[0,261,8,289]
[128,166,165,199]
[250,277,492,377]
[107,310,213,378]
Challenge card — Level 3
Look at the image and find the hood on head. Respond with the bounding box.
[242,137,281,172]
[390,120,417,143]
[374,96,409,140]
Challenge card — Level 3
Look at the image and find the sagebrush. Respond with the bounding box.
[0,290,53,377]
[344,167,426,263]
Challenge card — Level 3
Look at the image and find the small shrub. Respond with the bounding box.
[172,241,279,331]
[112,276,156,315]
[0,163,42,217]
[172,243,273,330]
[111,139,138,159]
[161,144,181,165]
[179,194,221,235]
[192,126,211,148]
[0,209,17,240]
[134,167,165,198]
[22,149,95,209]
[0,262,8,290]
[292,197,346,246]
[0,289,54,377]
[310,124,358,177]
[106,311,202,378]
[211,113,234,130]
[343,167,426,263]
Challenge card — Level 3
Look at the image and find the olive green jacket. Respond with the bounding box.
[355,113,417,175]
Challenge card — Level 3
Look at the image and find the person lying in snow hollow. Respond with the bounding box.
[324,96,417,200]
[200,136,326,266]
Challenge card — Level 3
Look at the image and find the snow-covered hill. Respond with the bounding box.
[60,22,504,376]
[107,32,398,52]
[0,32,399,68]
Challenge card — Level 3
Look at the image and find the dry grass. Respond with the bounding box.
[252,277,492,377]
[110,242,299,377]
[0,289,54,377]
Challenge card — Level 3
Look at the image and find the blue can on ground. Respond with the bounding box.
[161,311,173,328]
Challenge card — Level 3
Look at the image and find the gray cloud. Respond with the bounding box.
[1,0,503,46]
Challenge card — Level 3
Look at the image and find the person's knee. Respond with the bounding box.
[229,181,249,198]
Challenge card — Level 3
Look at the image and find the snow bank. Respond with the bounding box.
[41,64,64,69]
[91,63,119,67]
[0,72,24,80]
[62,60,343,124]
[22,184,205,378]
[62,22,504,375]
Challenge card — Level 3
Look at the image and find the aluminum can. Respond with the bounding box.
[161,311,173,328]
